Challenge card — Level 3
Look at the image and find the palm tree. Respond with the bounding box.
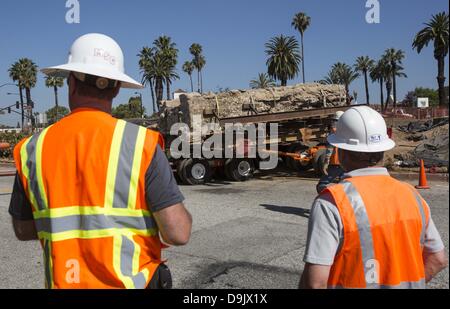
[324,62,359,105]
[8,61,26,128]
[413,12,449,106]
[194,54,206,93]
[45,76,64,122]
[370,59,388,111]
[292,12,311,84]
[382,48,406,110]
[138,47,157,113]
[354,56,375,104]
[250,73,276,89]
[154,36,179,100]
[11,58,37,129]
[190,43,203,93]
[182,61,195,92]
[265,35,301,86]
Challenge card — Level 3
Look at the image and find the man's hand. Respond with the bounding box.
[299,263,331,289]
[12,219,38,241]
[153,203,192,246]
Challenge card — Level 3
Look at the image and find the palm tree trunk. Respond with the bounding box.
[197,69,200,93]
[54,86,59,122]
[379,77,384,112]
[149,79,156,114]
[25,87,33,131]
[385,79,392,110]
[301,33,305,84]
[189,74,194,92]
[200,70,203,94]
[437,56,447,107]
[18,86,25,129]
[364,70,370,104]
[345,84,350,105]
[155,78,163,111]
[166,77,171,100]
[392,67,397,112]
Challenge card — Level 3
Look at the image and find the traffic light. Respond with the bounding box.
[7,107,11,114]
[16,101,20,109]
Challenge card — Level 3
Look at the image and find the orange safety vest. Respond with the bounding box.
[330,148,340,166]
[324,175,429,289]
[14,108,164,289]
[329,127,340,166]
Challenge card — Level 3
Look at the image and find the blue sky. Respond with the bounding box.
[0,0,449,126]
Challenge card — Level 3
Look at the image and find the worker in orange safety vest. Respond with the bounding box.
[8,33,192,289]
[301,106,448,289]
[316,111,345,194]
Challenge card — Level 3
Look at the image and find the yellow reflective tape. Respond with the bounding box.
[113,235,135,289]
[142,268,150,285]
[33,206,151,219]
[47,240,54,289]
[104,120,127,209]
[131,235,141,275]
[38,227,157,242]
[127,126,147,210]
[20,137,39,210]
[36,127,52,210]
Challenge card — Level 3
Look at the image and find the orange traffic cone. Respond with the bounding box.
[416,160,430,190]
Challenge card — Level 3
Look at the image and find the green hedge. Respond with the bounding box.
[0,132,28,159]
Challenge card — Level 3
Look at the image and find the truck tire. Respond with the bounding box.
[176,159,190,185]
[182,158,212,185]
[225,158,255,182]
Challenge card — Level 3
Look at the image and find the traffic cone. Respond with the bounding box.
[416,160,430,190]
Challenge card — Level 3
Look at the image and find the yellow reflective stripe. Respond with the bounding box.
[132,236,141,275]
[105,120,127,209]
[36,127,51,210]
[38,227,157,242]
[127,126,147,210]
[46,240,54,289]
[113,235,135,289]
[142,268,150,285]
[33,206,151,219]
[20,137,39,210]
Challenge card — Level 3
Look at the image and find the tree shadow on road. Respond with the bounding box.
[260,204,310,218]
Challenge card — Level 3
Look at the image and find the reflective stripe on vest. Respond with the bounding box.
[333,180,427,289]
[20,120,157,289]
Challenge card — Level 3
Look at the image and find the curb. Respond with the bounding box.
[390,172,449,183]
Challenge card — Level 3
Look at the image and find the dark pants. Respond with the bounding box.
[316,165,344,194]
[147,264,173,289]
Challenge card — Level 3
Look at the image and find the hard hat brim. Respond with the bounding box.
[41,63,144,89]
[328,133,396,153]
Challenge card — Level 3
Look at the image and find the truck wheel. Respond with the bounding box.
[182,159,212,185]
[225,158,255,182]
[176,159,190,185]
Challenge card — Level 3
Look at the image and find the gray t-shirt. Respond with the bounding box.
[303,167,445,266]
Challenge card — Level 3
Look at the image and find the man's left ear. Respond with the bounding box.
[112,82,121,98]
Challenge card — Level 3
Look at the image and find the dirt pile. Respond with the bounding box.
[385,119,449,171]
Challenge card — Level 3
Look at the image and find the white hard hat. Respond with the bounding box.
[41,33,143,89]
[333,111,345,121]
[328,106,395,153]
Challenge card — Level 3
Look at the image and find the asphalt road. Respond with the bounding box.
[0,173,448,289]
